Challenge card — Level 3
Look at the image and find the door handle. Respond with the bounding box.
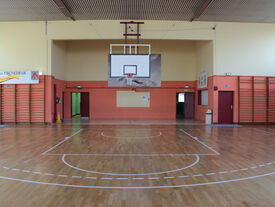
[230,105,233,110]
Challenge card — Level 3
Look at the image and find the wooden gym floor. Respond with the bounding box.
[0,120,274,207]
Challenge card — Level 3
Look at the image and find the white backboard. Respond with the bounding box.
[110,55,150,78]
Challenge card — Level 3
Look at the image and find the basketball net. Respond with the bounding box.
[124,73,135,86]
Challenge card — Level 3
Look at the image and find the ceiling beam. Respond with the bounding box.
[52,0,75,21]
[190,0,215,22]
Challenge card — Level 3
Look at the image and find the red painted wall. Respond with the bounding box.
[45,75,52,123]
[62,81,196,119]
[47,75,275,123]
[212,76,239,123]
[52,78,66,120]
[195,77,214,122]
[195,76,239,123]
[2,75,274,124]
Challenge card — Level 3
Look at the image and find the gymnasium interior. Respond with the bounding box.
[0,0,275,206]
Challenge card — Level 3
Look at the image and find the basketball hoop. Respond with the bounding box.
[124,73,136,86]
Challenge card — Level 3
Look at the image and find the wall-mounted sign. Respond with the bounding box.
[142,96,150,102]
[56,97,61,104]
[198,69,208,89]
[0,71,39,84]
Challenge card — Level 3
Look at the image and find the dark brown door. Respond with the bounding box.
[62,92,64,119]
[53,84,57,122]
[185,93,195,119]
[80,92,89,118]
[218,91,233,124]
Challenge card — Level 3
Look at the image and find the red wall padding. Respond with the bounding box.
[1,76,45,123]
[1,85,16,122]
[16,85,30,122]
[239,76,274,123]
[239,77,253,123]
[30,76,45,123]
[253,77,267,123]
[268,77,275,122]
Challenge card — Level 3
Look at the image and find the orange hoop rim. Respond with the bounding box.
[124,73,136,77]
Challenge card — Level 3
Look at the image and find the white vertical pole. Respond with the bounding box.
[110,45,112,54]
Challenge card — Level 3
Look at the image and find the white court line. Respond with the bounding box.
[116,178,128,180]
[1,160,274,182]
[72,176,82,179]
[133,177,144,180]
[0,172,274,189]
[62,154,200,176]
[179,129,220,155]
[86,177,97,179]
[41,129,83,155]
[47,153,216,156]
[44,173,55,176]
[148,177,159,180]
[101,131,162,139]
[58,175,68,177]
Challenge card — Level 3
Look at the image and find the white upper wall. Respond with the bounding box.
[47,20,215,40]
[215,23,275,76]
[0,22,48,74]
[196,40,214,77]
[52,40,67,80]
[1,20,275,77]
[65,40,198,81]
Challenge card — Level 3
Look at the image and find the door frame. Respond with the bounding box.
[176,92,195,119]
[71,92,90,118]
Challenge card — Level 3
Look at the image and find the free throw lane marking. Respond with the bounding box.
[42,129,83,155]
[179,129,220,155]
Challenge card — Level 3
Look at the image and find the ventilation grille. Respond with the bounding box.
[65,0,199,20]
[200,0,275,23]
[0,0,67,21]
[0,1,275,24]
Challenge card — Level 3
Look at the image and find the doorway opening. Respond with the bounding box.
[176,93,195,119]
[71,92,90,119]
[176,93,185,118]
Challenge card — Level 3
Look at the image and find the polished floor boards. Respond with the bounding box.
[0,121,274,207]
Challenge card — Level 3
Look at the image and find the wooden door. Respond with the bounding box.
[53,84,57,122]
[80,92,89,118]
[185,93,195,119]
[218,91,233,124]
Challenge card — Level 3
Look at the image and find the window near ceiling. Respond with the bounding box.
[178,93,185,102]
